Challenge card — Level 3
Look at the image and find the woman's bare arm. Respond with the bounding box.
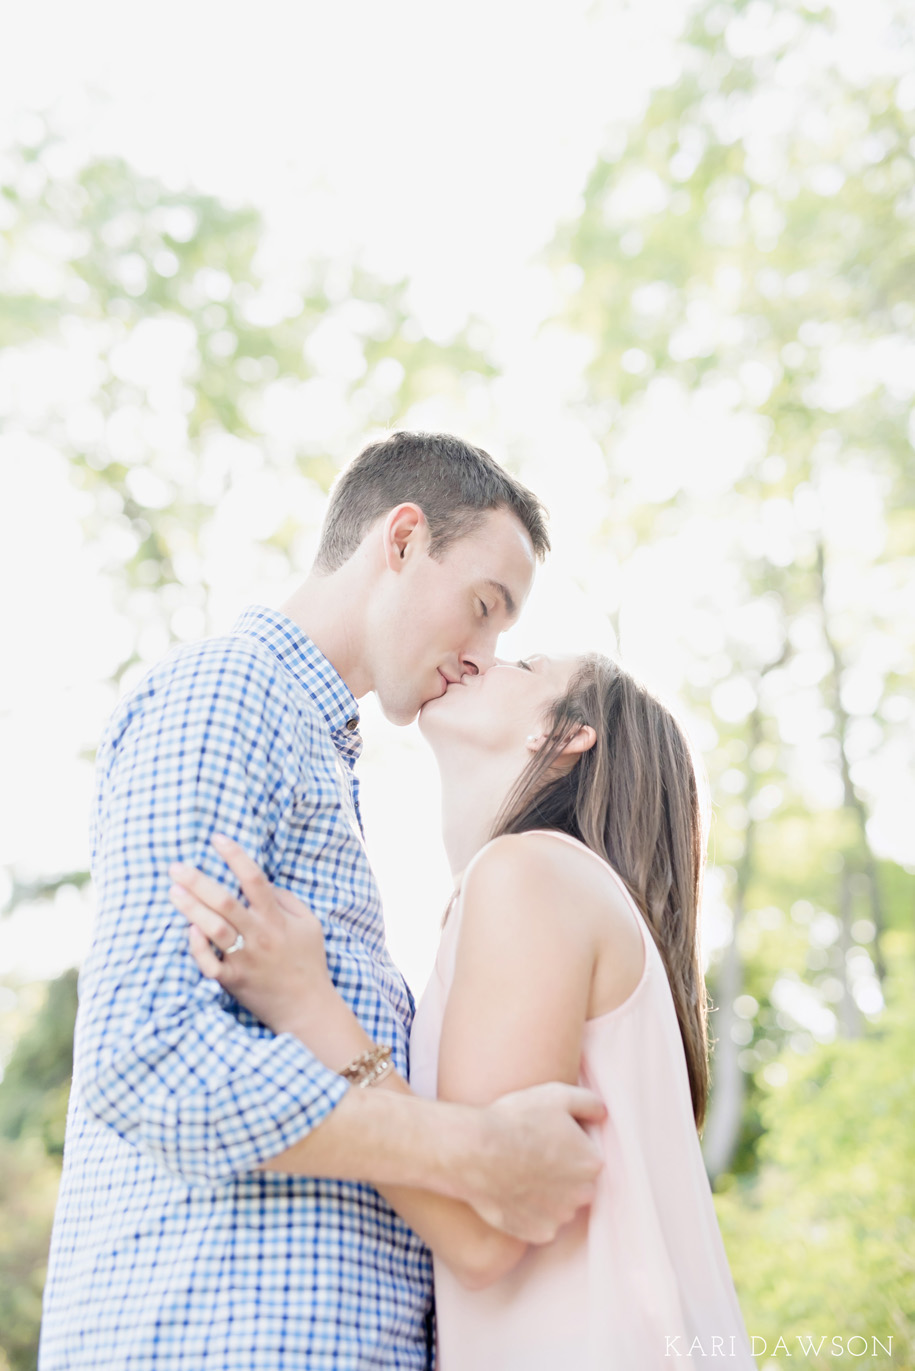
[170,838,604,1286]
[436,833,598,1106]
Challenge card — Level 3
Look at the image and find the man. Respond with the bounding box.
[40,432,604,1370]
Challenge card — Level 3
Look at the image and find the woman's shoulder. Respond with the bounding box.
[462,829,579,894]
[452,832,646,1025]
[460,830,636,937]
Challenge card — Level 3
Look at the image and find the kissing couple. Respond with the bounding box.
[41,431,755,1369]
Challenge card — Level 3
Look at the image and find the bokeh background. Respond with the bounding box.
[2,1,914,1366]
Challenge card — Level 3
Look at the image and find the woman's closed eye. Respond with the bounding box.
[517,659,534,672]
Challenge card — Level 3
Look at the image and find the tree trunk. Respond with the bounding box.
[703,709,762,1185]
[815,541,888,986]
[702,883,747,1184]
[837,863,863,1040]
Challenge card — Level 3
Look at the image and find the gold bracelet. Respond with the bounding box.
[339,1044,393,1088]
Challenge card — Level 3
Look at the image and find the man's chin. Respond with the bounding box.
[375,674,450,727]
[374,692,423,728]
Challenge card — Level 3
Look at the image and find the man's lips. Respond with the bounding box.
[437,670,461,695]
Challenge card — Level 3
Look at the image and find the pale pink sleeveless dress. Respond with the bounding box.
[409,831,756,1370]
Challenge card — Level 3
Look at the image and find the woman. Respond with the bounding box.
[169,652,756,1369]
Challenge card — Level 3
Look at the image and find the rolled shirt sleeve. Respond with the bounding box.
[75,637,350,1185]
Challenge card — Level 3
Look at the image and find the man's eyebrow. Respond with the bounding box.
[484,580,517,617]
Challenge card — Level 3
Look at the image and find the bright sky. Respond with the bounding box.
[1,0,912,1004]
[0,0,679,990]
[2,0,685,340]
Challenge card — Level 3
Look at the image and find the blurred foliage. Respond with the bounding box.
[2,0,914,1364]
[549,0,915,1203]
[0,126,495,675]
[545,0,915,1350]
[715,941,915,1366]
[0,1136,61,1371]
[0,974,77,1371]
[0,971,77,1157]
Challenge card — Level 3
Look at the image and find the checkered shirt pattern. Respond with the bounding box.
[39,606,434,1370]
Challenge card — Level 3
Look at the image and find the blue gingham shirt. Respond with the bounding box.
[40,606,434,1370]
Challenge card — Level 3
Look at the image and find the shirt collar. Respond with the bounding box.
[232,605,362,761]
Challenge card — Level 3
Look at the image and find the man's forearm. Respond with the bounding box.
[260,988,480,1198]
[260,1077,483,1198]
[256,991,588,1285]
[262,1079,527,1288]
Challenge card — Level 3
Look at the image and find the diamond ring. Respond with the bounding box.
[225,934,245,955]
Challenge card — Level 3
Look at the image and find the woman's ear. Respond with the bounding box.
[559,724,597,758]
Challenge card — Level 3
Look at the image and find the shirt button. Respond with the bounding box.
[345,717,358,732]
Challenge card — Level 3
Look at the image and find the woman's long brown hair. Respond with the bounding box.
[491,655,711,1131]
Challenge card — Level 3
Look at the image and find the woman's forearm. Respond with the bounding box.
[282,988,527,1288]
[375,1070,527,1289]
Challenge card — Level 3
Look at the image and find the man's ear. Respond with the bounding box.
[382,503,428,571]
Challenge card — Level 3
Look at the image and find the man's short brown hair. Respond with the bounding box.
[314,431,550,572]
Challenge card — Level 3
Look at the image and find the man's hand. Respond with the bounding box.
[465,1082,606,1243]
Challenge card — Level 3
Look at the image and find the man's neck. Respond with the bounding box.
[281,563,372,700]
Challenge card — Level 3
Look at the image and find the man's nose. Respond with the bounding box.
[460,644,497,676]
[461,624,502,677]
